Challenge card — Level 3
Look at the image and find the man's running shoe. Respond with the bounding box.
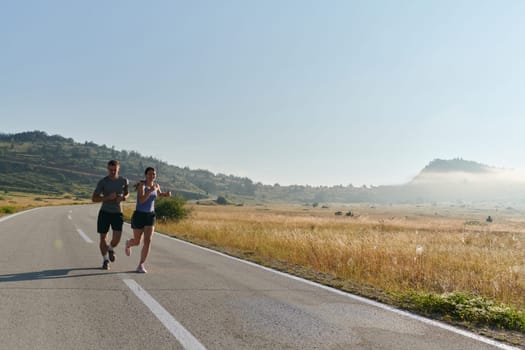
[102,259,110,270]
[136,264,147,273]
[124,240,131,257]
[108,249,115,262]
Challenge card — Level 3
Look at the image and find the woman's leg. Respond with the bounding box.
[140,226,154,264]
[130,228,144,247]
[125,228,144,256]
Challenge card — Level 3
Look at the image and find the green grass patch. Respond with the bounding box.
[0,206,15,214]
[397,291,525,331]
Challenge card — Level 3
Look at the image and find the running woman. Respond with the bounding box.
[125,167,171,273]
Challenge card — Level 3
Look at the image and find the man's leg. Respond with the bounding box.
[99,233,109,256]
[108,231,122,262]
[110,230,122,249]
[107,213,124,262]
[99,233,110,270]
[97,210,111,259]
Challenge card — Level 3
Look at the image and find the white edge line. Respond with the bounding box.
[155,232,521,350]
[123,279,207,350]
[76,228,94,243]
[0,207,41,223]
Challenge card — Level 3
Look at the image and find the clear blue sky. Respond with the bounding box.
[2,1,525,186]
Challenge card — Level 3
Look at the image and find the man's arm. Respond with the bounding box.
[92,191,116,203]
[92,191,102,203]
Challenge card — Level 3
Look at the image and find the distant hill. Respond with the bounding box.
[420,158,492,174]
[1,131,524,206]
[0,131,255,200]
[412,158,497,185]
[396,158,525,204]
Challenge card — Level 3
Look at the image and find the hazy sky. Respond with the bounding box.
[2,1,525,186]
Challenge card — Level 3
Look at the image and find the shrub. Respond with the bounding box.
[216,196,228,205]
[400,292,525,331]
[155,195,191,222]
[0,206,15,214]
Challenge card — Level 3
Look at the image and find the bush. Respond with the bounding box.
[0,206,15,214]
[216,196,228,205]
[155,195,191,222]
[400,292,525,331]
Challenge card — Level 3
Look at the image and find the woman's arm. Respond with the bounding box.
[137,182,157,204]
[156,185,171,197]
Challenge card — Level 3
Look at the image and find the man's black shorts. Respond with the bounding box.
[131,210,156,229]
[97,210,124,233]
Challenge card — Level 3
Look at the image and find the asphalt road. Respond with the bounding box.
[0,205,520,350]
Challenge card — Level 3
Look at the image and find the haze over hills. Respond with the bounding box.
[403,158,525,204]
[1,131,524,207]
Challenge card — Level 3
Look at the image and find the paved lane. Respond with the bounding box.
[0,205,519,350]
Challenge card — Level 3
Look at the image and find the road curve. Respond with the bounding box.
[0,205,520,350]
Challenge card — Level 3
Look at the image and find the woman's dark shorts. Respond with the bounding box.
[131,210,156,229]
[97,210,124,233]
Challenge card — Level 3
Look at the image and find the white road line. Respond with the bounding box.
[157,233,521,350]
[0,208,40,223]
[123,279,207,350]
[75,228,94,243]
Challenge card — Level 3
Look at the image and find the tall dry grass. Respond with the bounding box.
[153,204,524,310]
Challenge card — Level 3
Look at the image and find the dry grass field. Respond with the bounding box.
[147,203,524,309]
[143,202,524,344]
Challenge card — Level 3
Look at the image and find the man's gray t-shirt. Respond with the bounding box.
[94,176,129,213]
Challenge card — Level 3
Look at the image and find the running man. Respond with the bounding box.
[92,160,129,270]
